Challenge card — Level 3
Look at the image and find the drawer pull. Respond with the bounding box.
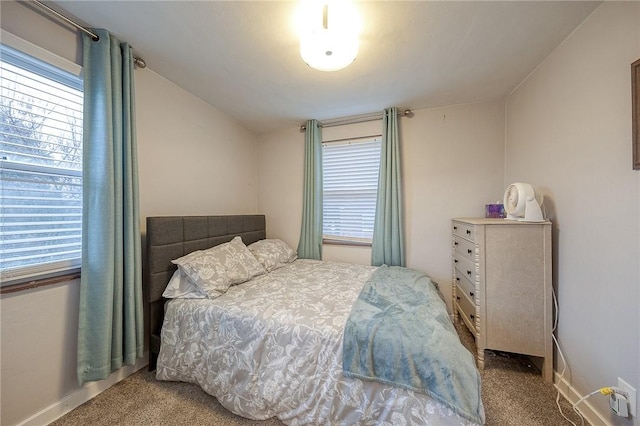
[454,259,458,263]
[469,291,474,297]
[470,314,475,320]
[456,277,460,282]
[466,230,471,235]
[467,270,472,276]
[454,242,458,246]
[467,249,472,255]
[453,226,458,230]
[456,296,461,301]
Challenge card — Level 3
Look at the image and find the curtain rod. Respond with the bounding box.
[300,109,412,131]
[30,0,147,69]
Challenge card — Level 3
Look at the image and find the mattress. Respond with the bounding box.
[156,259,481,425]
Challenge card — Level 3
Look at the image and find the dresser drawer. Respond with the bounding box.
[456,286,477,333]
[454,272,476,301]
[452,222,475,241]
[453,252,476,282]
[453,236,475,260]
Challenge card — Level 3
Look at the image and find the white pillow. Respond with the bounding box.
[248,239,297,272]
[162,269,207,299]
[171,236,266,298]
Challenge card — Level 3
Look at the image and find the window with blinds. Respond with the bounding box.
[322,136,381,244]
[0,43,83,285]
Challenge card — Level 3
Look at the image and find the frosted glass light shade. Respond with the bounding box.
[297,0,360,72]
[300,29,358,71]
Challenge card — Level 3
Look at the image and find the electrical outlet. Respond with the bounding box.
[618,377,637,418]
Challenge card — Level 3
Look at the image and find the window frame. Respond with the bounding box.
[322,134,382,246]
[1,31,83,288]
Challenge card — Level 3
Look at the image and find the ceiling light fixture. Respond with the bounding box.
[298,0,360,72]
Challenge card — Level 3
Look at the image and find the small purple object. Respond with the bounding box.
[485,204,505,218]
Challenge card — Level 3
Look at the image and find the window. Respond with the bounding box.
[322,136,381,244]
[0,42,83,285]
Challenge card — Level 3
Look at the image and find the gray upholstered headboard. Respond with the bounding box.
[144,215,266,370]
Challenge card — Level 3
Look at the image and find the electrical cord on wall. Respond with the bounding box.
[552,287,583,425]
[553,287,629,425]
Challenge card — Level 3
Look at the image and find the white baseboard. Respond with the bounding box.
[18,354,148,426]
[555,371,612,426]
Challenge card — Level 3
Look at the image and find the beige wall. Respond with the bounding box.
[1,280,82,425]
[0,0,80,65]
[137,70,258,229]
[0,2,258,425]
[505,2,640,424]
[258,100,505,311]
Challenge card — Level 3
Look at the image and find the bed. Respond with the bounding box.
[145,215,484,425]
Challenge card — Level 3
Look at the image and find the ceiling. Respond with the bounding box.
[53,1,601,135]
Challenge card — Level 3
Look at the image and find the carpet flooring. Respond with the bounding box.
[51,323,585,425]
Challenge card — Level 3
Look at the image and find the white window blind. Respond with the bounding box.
[0,43,83,284]
[322,137,381,243]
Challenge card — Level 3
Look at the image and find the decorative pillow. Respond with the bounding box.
[162,269,207,299]
[171,236,266,298]
[248,239,297,272]
[225,236,267,284]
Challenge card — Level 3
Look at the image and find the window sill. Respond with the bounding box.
[0,272,81,295]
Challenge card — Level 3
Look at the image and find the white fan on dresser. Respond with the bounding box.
[503,182,545,222]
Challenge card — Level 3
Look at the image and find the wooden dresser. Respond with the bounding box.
[452,218,553,383]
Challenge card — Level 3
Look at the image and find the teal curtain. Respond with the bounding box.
[371,107,405,267]
[77,29,143,385]
[297,119,323,259]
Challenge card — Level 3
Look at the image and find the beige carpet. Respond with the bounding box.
[51,324,584,426]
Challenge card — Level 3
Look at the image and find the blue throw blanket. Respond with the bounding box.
[343,266,484,424]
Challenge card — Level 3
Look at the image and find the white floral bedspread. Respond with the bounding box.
[156,259,479,425]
